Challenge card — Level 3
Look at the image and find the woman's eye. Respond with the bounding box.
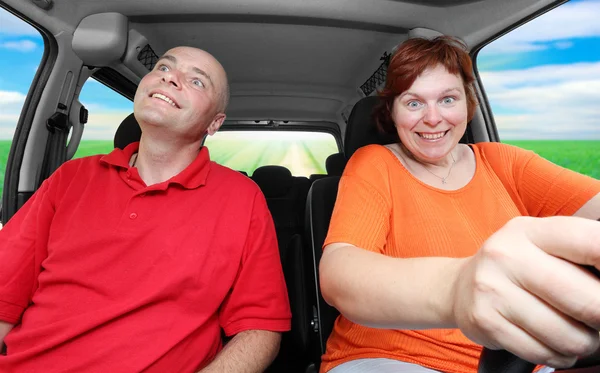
[192,79,204,87]
[442,97,456,104]
[407,101,422,108]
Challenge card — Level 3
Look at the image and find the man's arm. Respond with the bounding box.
[198,330,281,373]
[0,321,14,354]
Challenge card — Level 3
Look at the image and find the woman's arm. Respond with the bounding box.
[321,216,600,369]
[320,242,464,329]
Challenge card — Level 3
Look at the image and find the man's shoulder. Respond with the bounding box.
[209,162,258,193]
[55,154,106,176]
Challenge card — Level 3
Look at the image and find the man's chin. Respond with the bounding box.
[136,110,171,128]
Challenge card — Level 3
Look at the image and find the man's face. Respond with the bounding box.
[133,47,227,142]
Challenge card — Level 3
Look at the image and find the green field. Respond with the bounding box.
[0,139,598,197]
[504,140,600,180]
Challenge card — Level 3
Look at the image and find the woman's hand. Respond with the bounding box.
[452,216,600,368]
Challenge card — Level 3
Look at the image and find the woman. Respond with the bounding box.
[319,36,600,373]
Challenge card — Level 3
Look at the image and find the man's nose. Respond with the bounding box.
[162,70,181,88]
[423,105,442,126]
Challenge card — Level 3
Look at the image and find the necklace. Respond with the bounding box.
[424,152,455,184]
[397,144,456,184]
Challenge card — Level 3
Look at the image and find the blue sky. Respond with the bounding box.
[1,0,599,140]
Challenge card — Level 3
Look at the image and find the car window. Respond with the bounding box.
[204,130,339,177]
[477,0,600,179]
[73,78,133,158]
[0,7,44,197]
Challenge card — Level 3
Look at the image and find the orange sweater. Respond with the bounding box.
[321,142,600,373]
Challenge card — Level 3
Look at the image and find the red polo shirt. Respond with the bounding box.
[0,143,291,373]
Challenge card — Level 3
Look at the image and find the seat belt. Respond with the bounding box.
[38,103,70,187]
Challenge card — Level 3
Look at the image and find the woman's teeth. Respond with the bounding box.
[418,131,446,140]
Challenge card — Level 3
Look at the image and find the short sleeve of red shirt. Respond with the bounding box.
[218,190,291,336]
[0,173,59,324]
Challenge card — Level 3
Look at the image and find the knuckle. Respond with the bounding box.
[563,330,600,357]
[577,301,600,330]
[469,302,500,336]
[547,356,578,369]
[524,348,574,369]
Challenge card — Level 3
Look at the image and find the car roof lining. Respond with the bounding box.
[6,0,561,129]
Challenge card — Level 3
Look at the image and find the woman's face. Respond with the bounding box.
[391,64,468,165]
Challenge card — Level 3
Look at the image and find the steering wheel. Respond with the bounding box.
[478,265,600,373]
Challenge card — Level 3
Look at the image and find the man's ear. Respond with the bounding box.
[206,113,226,136]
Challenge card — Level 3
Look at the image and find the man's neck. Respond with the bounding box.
[134,137,202,186]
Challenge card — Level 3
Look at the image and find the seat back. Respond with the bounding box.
[251,165,312,365]
[308,152,347,182]
[114,113,142,149]
[304,176,341,359]
[252,166,309,250]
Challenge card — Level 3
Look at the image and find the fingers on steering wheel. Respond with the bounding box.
[498,279,600,359]
[488,311,577,369]
[514,251,600,332]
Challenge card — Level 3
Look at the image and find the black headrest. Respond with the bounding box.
[325,153,346,176]
[252,165,293,198]
[344,96,397,159]
[114,113,142,150]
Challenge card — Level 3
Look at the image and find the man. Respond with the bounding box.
[0,46,291,372]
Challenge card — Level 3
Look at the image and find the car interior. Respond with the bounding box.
[1,0,598,372]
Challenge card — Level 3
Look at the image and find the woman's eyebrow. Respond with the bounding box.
[400,87,462,99]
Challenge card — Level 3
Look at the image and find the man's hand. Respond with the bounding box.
[198,330,281,373]
[0,321,14,355]
[452,216,600,368]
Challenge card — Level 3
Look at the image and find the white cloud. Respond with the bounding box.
[0,8,41,36]
[0,90,27,140]
[0,39,37,52]
[480,62,600,139]
[0,90,26,106]
[483,0,600,54]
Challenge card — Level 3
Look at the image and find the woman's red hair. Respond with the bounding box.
[374,36,478,138]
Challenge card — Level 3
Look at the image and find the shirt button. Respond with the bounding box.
[139,193,146,198]
[129,213,138,219]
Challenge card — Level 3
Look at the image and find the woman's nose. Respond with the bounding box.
[423,105,442,126]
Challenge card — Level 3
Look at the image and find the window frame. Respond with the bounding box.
[1,3,58,224]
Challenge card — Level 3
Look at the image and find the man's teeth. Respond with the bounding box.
[419,132,445,140]
[152,93,176,107]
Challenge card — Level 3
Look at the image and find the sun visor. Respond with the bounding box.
[122,29,159,77]
[72,12,128,66]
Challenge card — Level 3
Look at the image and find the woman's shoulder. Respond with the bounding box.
[350,143,398,162]
[346,144,397,171]
[472,141,535,163]
[473,141,533,155]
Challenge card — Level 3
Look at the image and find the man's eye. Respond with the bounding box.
[158,65,169,72]
[192,79,204,87]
